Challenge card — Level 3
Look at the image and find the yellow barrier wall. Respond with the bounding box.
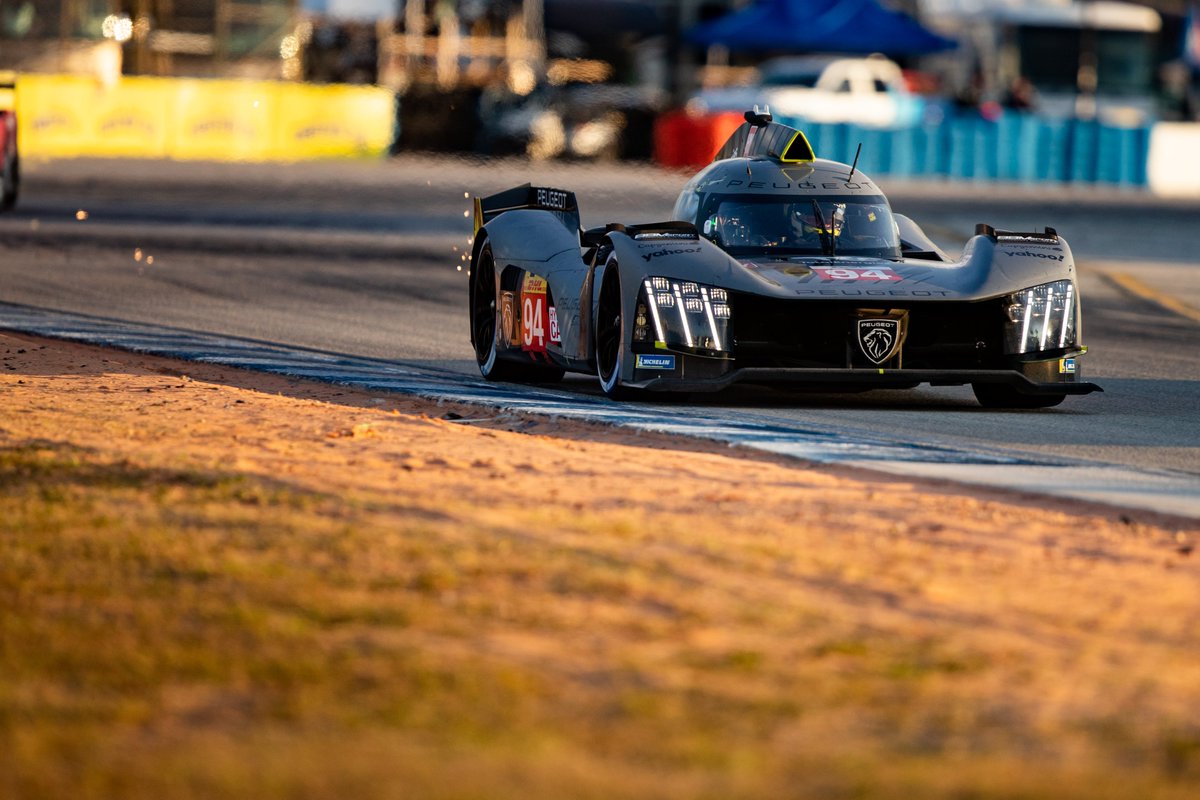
[172,79,279,161]
[275,83,395,159]
[16,75,394,161]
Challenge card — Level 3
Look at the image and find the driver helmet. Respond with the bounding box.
[789,206,824,240]
[789,202,844,242]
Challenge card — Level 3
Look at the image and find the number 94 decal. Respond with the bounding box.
[813,266,901,282]
[520,273,562,352]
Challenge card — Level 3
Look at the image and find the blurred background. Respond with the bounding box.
[1,0,1199,193]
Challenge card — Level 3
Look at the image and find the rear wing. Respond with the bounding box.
[473,184,581,236]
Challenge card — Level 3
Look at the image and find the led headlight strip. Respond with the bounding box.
[700,287,722,351]
[1018,289,1033,354]
[1005,280,1076,355]
[1058,283,1074,348]
[640,277,732,352]
[673,284,694,347]
[642,279,666,342]
[1039,285,1054,352]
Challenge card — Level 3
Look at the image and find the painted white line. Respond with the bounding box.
[2,303,1198,519]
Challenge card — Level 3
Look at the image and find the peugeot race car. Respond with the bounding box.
[468,109,1100,408]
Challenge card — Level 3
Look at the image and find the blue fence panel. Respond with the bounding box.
[1132,126,1150,186]
[1069,119,1100,183]
[776,110,1150,187]
[946,117,974,179]
[995,112,1039,181]
[1095,125,1150,186]
[889,125,917,179]
[1036,118,1069,181]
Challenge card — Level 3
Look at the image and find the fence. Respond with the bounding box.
[656,109,1154,188]
[11,78,1187,193]
[16,74,395,161]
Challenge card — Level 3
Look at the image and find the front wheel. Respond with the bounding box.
[470,240,564,383]
[595,258,644,400]
[972,382,1065,409]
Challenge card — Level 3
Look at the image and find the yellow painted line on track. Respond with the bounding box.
[1100,270,1200,325]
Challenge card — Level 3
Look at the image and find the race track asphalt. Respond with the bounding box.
[1,155,1198,483]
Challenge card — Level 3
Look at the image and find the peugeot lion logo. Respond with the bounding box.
[857,318,901,365]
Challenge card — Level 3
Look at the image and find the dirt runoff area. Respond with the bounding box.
[1,328,1198,800]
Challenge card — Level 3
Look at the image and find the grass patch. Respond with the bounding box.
[1,441,1198,799]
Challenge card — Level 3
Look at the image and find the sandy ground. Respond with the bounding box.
[2,329,1199,798]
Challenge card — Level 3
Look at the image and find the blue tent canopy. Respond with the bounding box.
[686,0,956,57]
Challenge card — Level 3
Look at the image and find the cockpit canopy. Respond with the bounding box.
[670,112,900,259]
[698,193,901,260]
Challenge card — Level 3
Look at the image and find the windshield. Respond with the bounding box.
[699,194,901,260]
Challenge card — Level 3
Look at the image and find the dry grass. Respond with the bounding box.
[1,332,1199,799]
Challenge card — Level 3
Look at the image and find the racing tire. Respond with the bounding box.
[595,258,645,400]
[470,240,564,384]
[972,382,1065,409]
[0,154,16,212]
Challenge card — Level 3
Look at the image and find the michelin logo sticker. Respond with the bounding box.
[635,354,676,370]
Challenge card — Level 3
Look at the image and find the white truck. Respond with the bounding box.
[689,55,924,128]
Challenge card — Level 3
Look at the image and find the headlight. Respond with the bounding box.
[633,277,732,354]
[1003,280,1077,355]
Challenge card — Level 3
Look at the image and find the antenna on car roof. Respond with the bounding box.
[847,142,863,182]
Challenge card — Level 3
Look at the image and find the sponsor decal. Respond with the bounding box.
[31,111,75,133]
[500,291,519,346]
[635,354,676,370]
[520,273,550,353]
[814,266,901,282]
[1002,250,1064,261]
[1001,241,1058,249]
[796,288,950,297]
[857,318,902,365]
[100,115,156,135]
[722,179,875,191]
[636,233,697,243]
[548,306,561,344]
[521,274,548,293]
[536,188,569,210]
[642,247,701,262]
[1059,357,1077,374]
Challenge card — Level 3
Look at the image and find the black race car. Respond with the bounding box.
[468,109,1100,408]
